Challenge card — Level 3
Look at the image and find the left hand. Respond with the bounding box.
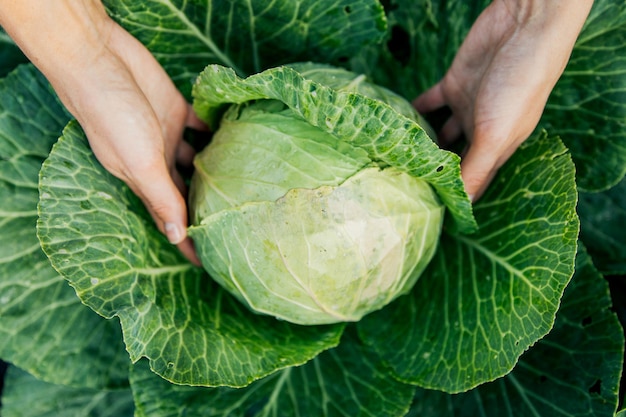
[0,0,207,264]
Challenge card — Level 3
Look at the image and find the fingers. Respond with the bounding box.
[176,139,196,168]
[439,116,464,147]
[40,16,202,266]
[186,103,209,131]
[415,81,499,201]
[132,163,187,243]
[413,82,445,114]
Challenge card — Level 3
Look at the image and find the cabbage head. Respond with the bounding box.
[188,64,446,325]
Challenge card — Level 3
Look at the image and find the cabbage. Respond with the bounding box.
[188,67,445,324]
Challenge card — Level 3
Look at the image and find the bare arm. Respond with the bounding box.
[0,0,203,263]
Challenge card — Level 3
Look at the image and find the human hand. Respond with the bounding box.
[73,17,206,264]
[0,1,205,264]
[414,0,592,201]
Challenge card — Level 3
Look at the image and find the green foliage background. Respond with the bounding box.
[1,0,625,416]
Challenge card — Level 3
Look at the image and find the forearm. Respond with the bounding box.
[502,0,593,37]
[0,0,109,79]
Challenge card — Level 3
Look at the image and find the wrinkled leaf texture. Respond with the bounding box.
[192,63,476,234]
[1,0,623,415]
[542,0,626,192]
[1,366,135,417]
[38,2,578,397]
[0,64,129,390]
[103,0,387,97]
[407,246,624,417]
[358,131,579,392]
[129,329,415,417]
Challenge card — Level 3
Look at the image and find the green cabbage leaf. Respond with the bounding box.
[103,0,387,96]
[0,65,129,390]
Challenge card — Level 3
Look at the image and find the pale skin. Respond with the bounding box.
[0,0,592,262]
[0,0,204,264]
[414,0,593,200]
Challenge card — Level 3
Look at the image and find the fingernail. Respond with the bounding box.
[164,222,184,244]
[468,194,475,203]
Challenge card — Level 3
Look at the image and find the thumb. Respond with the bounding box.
[129,163,188,245]
[459,143,499,203]
[132,169,201,266]
[413,82,445,114]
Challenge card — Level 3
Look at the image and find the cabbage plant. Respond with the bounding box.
[1,0,625,416]
[188,65,445,324]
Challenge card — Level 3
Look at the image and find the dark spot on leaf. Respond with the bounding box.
[436,165,444,172]
[80,200,92,210]
[589,379,602,395]
[582,316,593,326]
[539,375,548,383]
[344,5,352,14]
[387,25,411,66]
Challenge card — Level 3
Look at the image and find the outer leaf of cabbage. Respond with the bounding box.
[192,63,476,234]
[103,0,387,96]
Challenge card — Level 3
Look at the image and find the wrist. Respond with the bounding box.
[0,0,111,75]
